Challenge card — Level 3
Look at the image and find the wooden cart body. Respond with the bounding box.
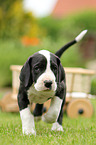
[64,67,96,118]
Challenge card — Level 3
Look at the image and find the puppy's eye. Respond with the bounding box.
[34,66,40,73]
[52,65,57,72]
[53,66,57,71]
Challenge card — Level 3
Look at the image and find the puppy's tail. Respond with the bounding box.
[55,30,88,58]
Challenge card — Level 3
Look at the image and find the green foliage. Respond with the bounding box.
[0,10,96,94]
[0,39,40,87]
[0,38,83,87]
[91,78,96,95]
[0,0,43,39]
[38,11,96,40]
[72,11,96,31]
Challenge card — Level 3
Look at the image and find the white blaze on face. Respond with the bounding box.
[34,50,57,91]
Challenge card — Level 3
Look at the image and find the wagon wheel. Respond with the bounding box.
[0,93,19,112]
[67,99,93,118]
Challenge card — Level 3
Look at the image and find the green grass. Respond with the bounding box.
[0,92,96,145]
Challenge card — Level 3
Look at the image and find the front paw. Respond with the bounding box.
[42,113,56,123]
[22,127,36,136]
[51,122,64,132]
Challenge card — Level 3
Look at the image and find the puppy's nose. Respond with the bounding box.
[44,80,52,89]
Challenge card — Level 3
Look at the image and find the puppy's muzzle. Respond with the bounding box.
[44,80,52,89]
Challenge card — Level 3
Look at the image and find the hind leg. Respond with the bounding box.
[33,104,43,121]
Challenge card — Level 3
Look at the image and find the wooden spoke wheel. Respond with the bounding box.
[67,99,93,118]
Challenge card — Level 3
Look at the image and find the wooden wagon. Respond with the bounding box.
[65,67,96,118]
[0,65,96,118]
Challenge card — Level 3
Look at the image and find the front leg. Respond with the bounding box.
[20,106,36,135]
[42,96,63,123]
[18,84,36,135]
[51,98,65,132]
[42,81,65,123]
[51,80,66,131]
[42,80,66,132]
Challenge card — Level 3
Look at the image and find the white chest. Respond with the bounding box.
[28,85,55,104]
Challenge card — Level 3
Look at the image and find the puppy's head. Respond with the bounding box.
[20,50,60,92]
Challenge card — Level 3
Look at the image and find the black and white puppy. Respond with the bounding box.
[17,30,87,135]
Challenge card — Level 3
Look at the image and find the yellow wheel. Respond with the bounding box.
[67,99,93,118]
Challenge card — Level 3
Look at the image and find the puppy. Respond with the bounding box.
[17,30,87,135]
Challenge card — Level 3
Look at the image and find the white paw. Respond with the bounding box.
[51,122,64,132]
[42,97,63,124]
[23,127,36,136]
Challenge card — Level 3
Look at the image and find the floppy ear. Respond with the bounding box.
[20,57,33,88]
[56,56,60,66]
[56,56,61,82]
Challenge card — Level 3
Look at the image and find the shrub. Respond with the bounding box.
[0,0,44,39]
[38,11,96,40]
[91,78,96,95]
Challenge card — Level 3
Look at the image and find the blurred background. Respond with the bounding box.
[0,0,96,94]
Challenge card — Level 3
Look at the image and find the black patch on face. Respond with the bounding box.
[31,53,47,83]
[50,53,60,81]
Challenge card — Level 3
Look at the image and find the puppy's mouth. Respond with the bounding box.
[44,87,52,91]
[34,81,57,92]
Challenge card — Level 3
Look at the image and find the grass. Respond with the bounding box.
[1,117,96,145]
[0,91,96,145]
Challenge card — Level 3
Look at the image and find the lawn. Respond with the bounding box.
[0,90,96,145]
